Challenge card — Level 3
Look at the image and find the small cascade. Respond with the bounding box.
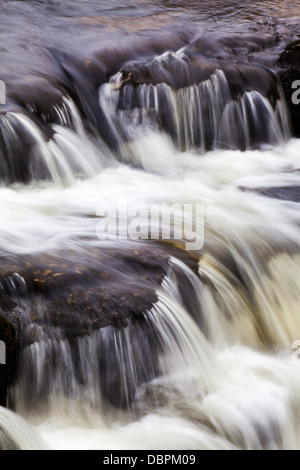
[197,251,300,349]
[10,257,219,416]
[12,314,159,412]
[99,69,290,155]
[0,406,47,450]
[0,98,108,185]
[0,66,291,184]
[51,97,86,136]
[145,289,220,399]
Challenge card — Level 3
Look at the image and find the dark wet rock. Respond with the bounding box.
[7,77,65,122]
[0,247,162,338]
[121,48,279,101]
[0,32,193,170]
[239,186,300,203]
[190,32,281,60]
[0,314,18,407]
[278,40,300,67]
[278,40,300,137]
[45,32,191,147]
[0,243,199,338]
[0,242,199,409]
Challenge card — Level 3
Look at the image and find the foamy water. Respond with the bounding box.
[0,2,300,449]
[1,131,300,450]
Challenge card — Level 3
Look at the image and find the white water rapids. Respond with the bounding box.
[1,97,300,449]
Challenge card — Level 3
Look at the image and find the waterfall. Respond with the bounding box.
[0,99,109,185]
[99,69,290,158]
[10,259,219,415]
[1,0,300,450]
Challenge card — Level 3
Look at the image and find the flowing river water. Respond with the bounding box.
[0,0,300,450]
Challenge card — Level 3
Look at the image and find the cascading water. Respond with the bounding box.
[99,68,290,157]
[0,0,300,452]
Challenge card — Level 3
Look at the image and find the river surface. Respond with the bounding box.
[0,0,300,451]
